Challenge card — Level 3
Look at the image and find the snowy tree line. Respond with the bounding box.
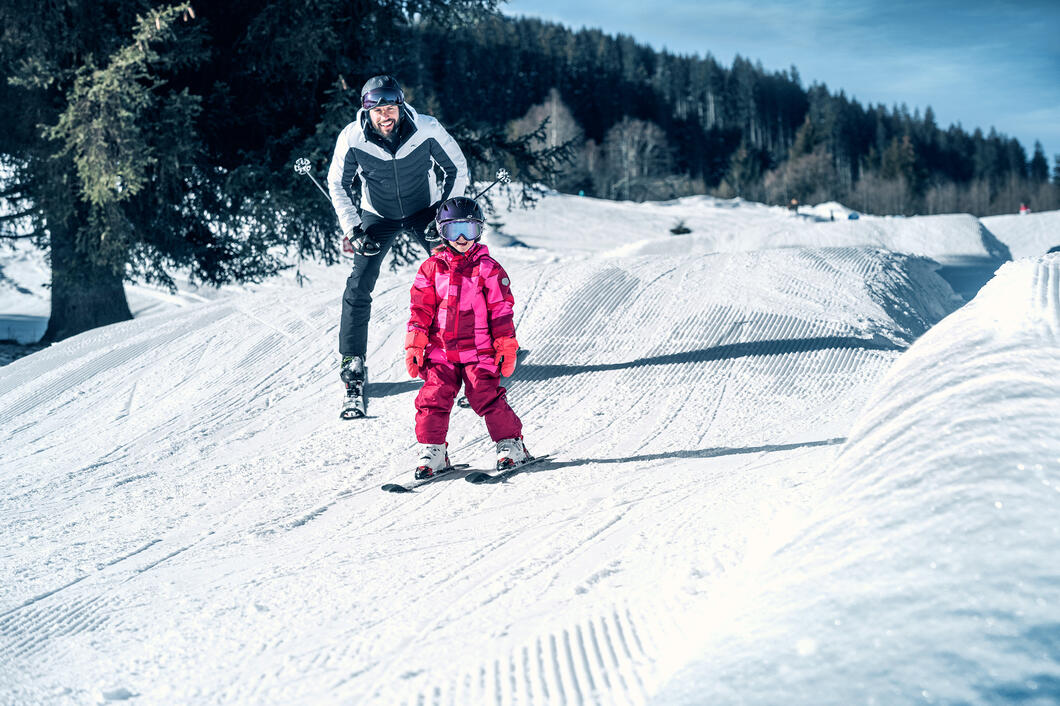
[399,15,1059,215]
[0,1,1056,342]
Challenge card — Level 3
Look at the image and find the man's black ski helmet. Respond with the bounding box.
[360,75,404,110]
[436,197,485,225]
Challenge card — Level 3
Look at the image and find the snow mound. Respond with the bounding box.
[654,253,1060,704]
[982,209,1060,259]
[607,212,1011,262]
[801,200,856,220]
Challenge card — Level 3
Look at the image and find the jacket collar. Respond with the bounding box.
[434,242,489,264]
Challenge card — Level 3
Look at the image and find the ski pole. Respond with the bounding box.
[473,169,512,200]
[294,158,332,205]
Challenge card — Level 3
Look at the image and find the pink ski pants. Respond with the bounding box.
[415,361,522,444]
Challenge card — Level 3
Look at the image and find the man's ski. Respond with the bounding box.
[465,454,551,485]
[381,464,471,493]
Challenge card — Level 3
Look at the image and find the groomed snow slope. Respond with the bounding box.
[1,193,1054,705]
[653,253,1060,704]
[1,243,953,705]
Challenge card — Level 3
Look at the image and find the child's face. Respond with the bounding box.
[450,236,476,253]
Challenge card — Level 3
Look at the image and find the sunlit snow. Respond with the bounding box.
[2,191,1058,705]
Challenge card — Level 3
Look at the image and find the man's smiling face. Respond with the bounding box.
[369,104,400,138]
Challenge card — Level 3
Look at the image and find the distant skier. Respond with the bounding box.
[404,197,532,478]
[327,74,470,419]
[1019,203,1031,215]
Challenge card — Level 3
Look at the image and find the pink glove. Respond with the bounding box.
[405,330,428,377]
[494,336,519,377]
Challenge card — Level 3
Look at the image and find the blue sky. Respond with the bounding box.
[502,0,1060,166]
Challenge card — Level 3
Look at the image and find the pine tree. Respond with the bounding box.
[0,0,501,342]
[2,3,216,341]
[1029,141,1049,183]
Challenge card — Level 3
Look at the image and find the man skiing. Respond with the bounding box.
[404,196,532,478]
[327,74,469,419]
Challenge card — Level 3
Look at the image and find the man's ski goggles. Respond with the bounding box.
[362,86,404,110]
[439,220,483,241]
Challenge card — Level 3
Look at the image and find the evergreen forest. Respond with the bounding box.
[1,1,1057,340]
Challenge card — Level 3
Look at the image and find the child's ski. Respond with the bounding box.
[381,464,471,493]
[465,455,551,485]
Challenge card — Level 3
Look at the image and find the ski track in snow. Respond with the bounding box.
[6,196,1047,704]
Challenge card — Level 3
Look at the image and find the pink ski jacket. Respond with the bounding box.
[408,243,516,373]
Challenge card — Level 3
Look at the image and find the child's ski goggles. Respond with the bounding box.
[439,220,483,241]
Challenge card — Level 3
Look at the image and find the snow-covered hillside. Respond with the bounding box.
[2,193,1057,705]
[0,239,233,345]
[982,210,1060,260]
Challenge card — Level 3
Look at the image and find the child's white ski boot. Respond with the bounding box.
[414,443,451,480]
[496,437,531,471]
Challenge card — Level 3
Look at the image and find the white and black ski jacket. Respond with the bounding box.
[327,103,469,234]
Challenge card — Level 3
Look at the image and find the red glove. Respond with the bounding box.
[405,330,428,378]
[341,225,365,257]
[494,336,519,377]
[341,235,357,257]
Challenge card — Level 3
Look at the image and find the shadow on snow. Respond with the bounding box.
[517,335,903,382]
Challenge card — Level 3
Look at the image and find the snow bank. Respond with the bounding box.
[655,254,1060,704]
[0,240,49,343]
[495,190,1012,264]
[608,212,1011,262]
[801,200,856,220]
[982,209,1060,259]
[0,239,259,344]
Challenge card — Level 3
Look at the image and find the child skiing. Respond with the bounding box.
[404,196,531,479]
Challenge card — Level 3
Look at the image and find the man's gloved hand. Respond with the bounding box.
[493,336,519,377]
[341,227,360,257]
[424,202,442,242]
[405,330,428,378]
[343,226,381,257]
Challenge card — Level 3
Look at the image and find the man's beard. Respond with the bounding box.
[374,118,399,139]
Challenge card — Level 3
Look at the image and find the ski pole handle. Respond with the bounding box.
[294,158,333,205]
[472,169,511,200]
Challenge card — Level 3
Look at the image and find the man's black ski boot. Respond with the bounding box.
[340,355,367,419]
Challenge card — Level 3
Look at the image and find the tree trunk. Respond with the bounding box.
[42,219,132,343]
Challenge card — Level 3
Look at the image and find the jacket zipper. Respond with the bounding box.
[392,158,405,218]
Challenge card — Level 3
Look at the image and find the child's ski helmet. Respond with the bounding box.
[436,197,484,225]
[436,197,485,242]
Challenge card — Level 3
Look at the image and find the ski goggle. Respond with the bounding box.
[362,87,404,110]
[439,220,483,242]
